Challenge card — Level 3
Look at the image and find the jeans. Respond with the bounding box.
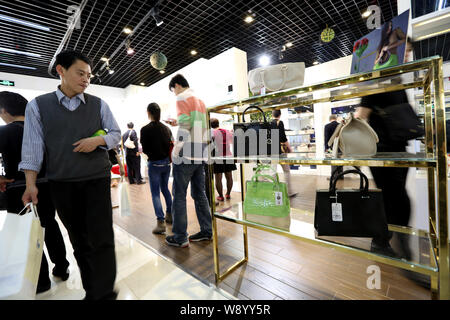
[148,158,172,221]
[172,163,212,243]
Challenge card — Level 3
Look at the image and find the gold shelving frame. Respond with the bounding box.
[206,56,448,300]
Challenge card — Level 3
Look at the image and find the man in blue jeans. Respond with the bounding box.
[165,74,212,248]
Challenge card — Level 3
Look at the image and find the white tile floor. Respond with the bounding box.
[35,221,234,300]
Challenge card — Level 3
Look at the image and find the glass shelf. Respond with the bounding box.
[211,152,436,168]
[208,56,440,115]
[214,203,438,276]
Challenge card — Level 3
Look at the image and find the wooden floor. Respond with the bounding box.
[111,172,431,300]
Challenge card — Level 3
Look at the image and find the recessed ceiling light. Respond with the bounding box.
[313,61,319,65]
[0,14,50,31]
[244,16,254,23]
[140,82,145,86]
[160,70,165,74]
[0,47,41,58]
[259,55,270,67]
[123,27,133,34]
[190,50,197,56]
[127,47,135,55]
[285,42,293,48]
[101,57,109,62]
[362,10,371,18]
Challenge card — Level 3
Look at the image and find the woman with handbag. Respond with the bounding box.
[271,110,296,197]
[210,118,236,201]
[140,103,174,235]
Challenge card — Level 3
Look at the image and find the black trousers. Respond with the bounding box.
[6,183,69,288]
[370,166,410,245]
[126,154,142,183]
[49,177,116,300]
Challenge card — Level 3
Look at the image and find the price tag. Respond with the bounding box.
[275,192,283,206]
[332,203,343,222]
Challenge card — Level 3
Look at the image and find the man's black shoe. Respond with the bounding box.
[52,267,70,281]
[137,181,146,185]
[36,282,51,294]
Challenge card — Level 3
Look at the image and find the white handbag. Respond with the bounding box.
[124,130,136,149]
[248,62,305,95]
[328,113,379,157]
[0,203,44,300]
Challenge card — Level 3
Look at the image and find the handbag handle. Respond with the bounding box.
[330,169,369,195]
[254,164,276,175]
[242,106,267,123]
[259,65,288,92]
[251,172,280,185]
[328,166,364,190]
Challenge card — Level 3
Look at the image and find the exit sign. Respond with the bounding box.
[0,80,15,86]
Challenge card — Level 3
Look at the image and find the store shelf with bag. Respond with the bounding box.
[206,56,448,299]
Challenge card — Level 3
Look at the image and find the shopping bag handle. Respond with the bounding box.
[17,202,38,218]
[330,169,369,195]
[241,106,267,123]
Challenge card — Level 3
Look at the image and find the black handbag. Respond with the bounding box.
[314,169,389,238]
[233,106,280,156]
[374,103,424,143]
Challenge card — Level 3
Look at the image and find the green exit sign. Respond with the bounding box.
[0,80,15,86]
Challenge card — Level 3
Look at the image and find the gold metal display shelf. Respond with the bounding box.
[211,152,436,168]
[206,56,449,300]
[214,203,438,280]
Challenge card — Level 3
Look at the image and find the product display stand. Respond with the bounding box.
[206,56,449,300]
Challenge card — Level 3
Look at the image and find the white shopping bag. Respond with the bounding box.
[119,179,132,217]
[0,203,44,299]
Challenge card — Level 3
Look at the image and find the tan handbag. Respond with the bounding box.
[328,113,378,157]
[248,62,305,95]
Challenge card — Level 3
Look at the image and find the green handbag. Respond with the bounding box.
[243,171,290,217]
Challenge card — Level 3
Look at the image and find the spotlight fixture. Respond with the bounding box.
[313,61,319,65]
[101,57,109,62]
[244,10,256,24]
[362,10,371,18]
[190,50,197,56]
[108,68,115,75]
[259,55,270,67]
[285,42,293,48]
[126,39,135,55]
[140,82,145,86]
[150,3,164,26]
[159,70,165,74]
[123,27,133,34]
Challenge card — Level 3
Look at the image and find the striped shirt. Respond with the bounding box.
[19,87,121,173]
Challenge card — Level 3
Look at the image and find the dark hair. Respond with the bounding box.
[127,122,134,129]
[55,50,92,70]
[169,74,190,91]
[377,21,394,59]
[272,109,281,118]
[210,118,219,129]
[147,103,161,122]
[329,114,337,121]
[0,91,28,116]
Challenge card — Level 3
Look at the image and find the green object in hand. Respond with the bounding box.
[243,172,290,217]
[92,129,107,137]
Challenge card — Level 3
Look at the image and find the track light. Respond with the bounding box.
[126,40,135,55]
[150,4,163,26]
[160,70,165,74]
[190,50,197,56]
[123,27,133,34]
[108,68,115,75]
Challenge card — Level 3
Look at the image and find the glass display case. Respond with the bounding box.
[206,56,448,299]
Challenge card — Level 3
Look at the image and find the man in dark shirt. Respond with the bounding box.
[324,114,343,179]
[0,91,70,294]
[122,122,145,185]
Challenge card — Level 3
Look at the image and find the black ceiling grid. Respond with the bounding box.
[0,0,447,89]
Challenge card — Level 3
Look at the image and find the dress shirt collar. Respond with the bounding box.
[56,86,86,104]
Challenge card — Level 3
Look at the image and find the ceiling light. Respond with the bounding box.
[0,62,37,70]
[190,50,197,56]
[415,27,450,41]
[313,61,319,65]
[140,82,145,86]
[244,16,254,23]
[285,42,293,48]
[0,47,41,58]
[0,14,50,31]
[414,12,450,27]
[108,69,115,75]
[101,57,109,62]
[127,47,135,55]
[362,10,371,18]
[160,70,165,74]
[259,55,270,67]
[150,4,164,26]
[123,27,133,34]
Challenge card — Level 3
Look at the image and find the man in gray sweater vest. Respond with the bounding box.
[20,50,121,300]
